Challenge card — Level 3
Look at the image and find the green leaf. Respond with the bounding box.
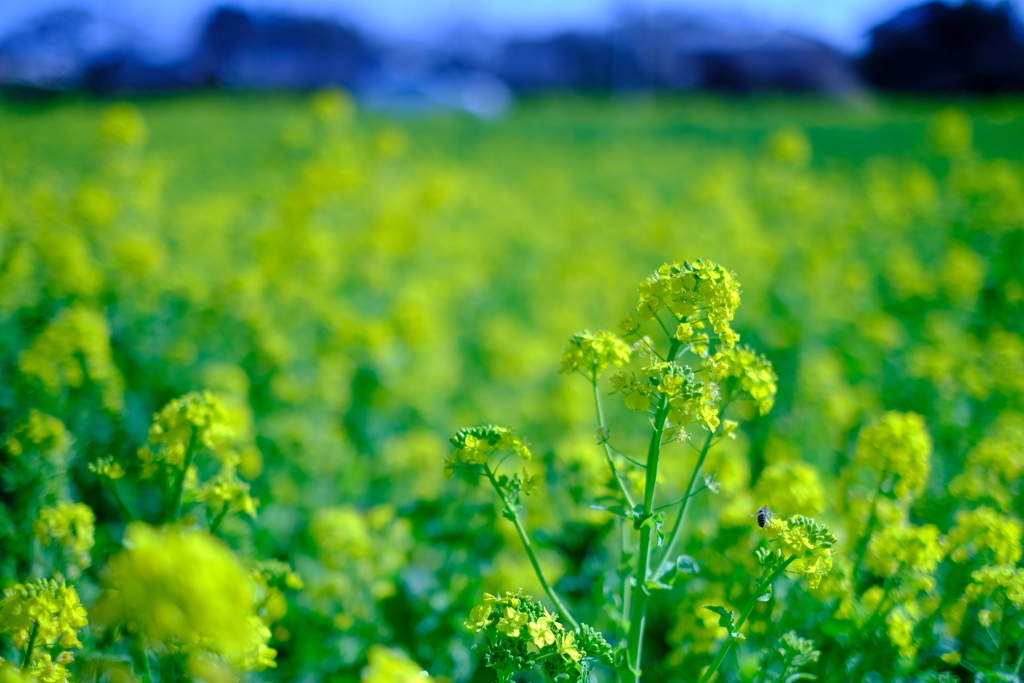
[590,504,631,519]
[703,605,735,631]
[757,584,773,602]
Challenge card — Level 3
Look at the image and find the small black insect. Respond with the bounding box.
[750,505,774,528]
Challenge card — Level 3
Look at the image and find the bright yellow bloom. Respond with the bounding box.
[0,579,88,652]
[94,523,274,670]
[854,412,931,500]
[34,501,96,570]
[753,460,825,517]
[865,523,944,578]
[945,507,1022,565]
[560,330,631,376]
[445,426,531,479]
[138,391,236,475]
[557,630,582,662]
[495,606,529,638]
[361,645,432,683]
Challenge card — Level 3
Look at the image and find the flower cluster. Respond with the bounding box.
[34,501,96,571]
[635,260,741,349]
[94,522,275,671]
[559,330,631,377]
[4,411,72,459]
[705,345,778,415]
[18,305,124,413]
[853,412,932,500]
[0,579,88,655]
[944,506,1023,565]
[137,391,235,474]
[762,515,837,589]
[361,646,433,683]
[445,426,531,479]
[464,591,608,682]
[865,522,944,578]
[753,461,825,517]
[949,412,1024,510]
[612,361,720,430]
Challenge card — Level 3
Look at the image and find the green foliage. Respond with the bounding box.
[0,94,1022,682]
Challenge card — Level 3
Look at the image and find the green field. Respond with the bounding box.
[0,93,1022,683]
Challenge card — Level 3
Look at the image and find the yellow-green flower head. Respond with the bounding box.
[0,579,88,651]
[527,610,561,649]
[445,426,531,479]
[24,653,72,683]
[559,330,631,377]
[138,391,235,476]
[94,523,274,670]
[99,102,147,148]
[0,661,35,683]
[88,456,125,480]
[945,507,1023,565]
[557,630,582,662]
[854,412,932,500]
[753,460,826,518]
[195,471,259,519]
[635,260,741,348]
[766,126,812,166]
[764,515,837,588]
[705,345,778,415]
[964,565,1024,609]
[4,410,72,459]
[496,606,530,638]
[885,606,921,660]
[18,305,125,413]
[949,412,1024,510]
[865,523,944,578]
[34,501,96,570]
[361,645,432,683]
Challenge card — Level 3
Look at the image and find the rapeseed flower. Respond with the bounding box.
[944,507,1022,565]
[34,501,96,570]
[94,522,275,670]
[361,645,432,683]
[865,523,944,578]
[138,391,235,475]
[445,425,531,479]
[854,412,931,500]
[0,579,88,651]
[559,330,631,377]
[753,460,825,517]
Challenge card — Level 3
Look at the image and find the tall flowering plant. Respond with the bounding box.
[445,261,835,682]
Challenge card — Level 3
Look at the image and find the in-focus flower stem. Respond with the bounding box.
[698,556,797,683]
[592,376,635,510]
[483,465,580,631]
[625,338,681,682]
[167,426,199,524]
[655,427,716,576]
[21,619,38,671]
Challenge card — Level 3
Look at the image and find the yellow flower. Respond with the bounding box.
[94,523,273,671]
[560,330,631,376]
[361,646,432,683]
[495,606,529,638]
[0,579,88,654]
[445,426,531,478]
[34,501,96,570]
[557,630,582,662]
[854,412,931,501]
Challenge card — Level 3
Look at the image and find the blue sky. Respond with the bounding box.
[0,0,1011,53]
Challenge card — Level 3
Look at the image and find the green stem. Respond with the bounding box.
[851,471,888,583]
[209,499,230,535]
[592,377,636,510]
[21,619,38,671]
[698,557,797,683]
[108,480,135,521]
[625,338,682,681]
[135,640,153,683]
[654,428,716,577]
[484,466,579,631]
[167,426,199,524]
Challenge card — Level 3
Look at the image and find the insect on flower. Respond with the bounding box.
[750,505,774,528]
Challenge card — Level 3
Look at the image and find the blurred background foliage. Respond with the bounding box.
[0,92,1022,681]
